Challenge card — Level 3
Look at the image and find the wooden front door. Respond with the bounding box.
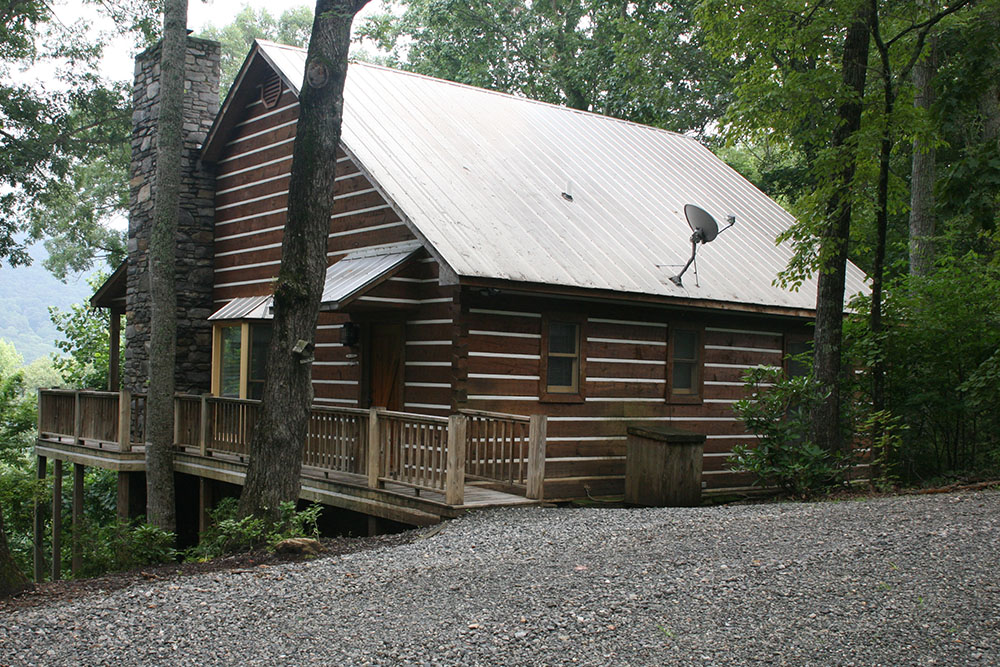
[368,322,404,410]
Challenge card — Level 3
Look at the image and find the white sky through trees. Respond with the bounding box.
[48,0,383,83]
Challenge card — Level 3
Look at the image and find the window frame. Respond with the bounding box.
[666,324,704,404]
[539,314,585,403]
[784,332,812,379]
[211,321,272,399]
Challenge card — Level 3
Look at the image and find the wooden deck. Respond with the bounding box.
[35,390,545,526]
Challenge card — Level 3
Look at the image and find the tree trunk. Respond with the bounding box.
[238,0,371,522]
[0,507,29,598]
[870,7,898,417]
[909,37,937,277]
[146,0,188,532]
[810,2,872,455]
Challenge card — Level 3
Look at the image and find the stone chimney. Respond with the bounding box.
[124,37,220,394]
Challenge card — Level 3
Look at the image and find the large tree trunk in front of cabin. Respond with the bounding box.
[0,507,29,597]
[146,0,188,532]
[909,37,937,277]
[810,3,872,455]
[238,0,371,522]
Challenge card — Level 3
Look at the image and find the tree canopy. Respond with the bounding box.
[0,0,158,276]
[200,5,314,94]
[358,0,732,138]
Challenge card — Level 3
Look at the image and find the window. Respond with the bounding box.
[785,336,812,379]
[218,325,242,398]
[541,317,584,400]
[667,327,702,402]
[212,322,272,399]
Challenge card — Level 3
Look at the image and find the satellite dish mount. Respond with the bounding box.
[669,204,735,287]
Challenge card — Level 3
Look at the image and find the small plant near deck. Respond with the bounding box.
[730,366,848,497]
[75,519,177,576]
[186,497,322,560]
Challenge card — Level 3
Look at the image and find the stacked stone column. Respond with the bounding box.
[125,37,220,394]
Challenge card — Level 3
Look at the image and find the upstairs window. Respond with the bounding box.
[668,327,702,402]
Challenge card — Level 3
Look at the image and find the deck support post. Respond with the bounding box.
[72,463,84,576]
[117,472,145,522]
[198,394,209,456]
[51,459,63,581]
[33,455,46,583]
[367,408,382,489]
[526,414,547,500]
[118,389,132,453]
[198,478,212,534]
[445,413,467,506]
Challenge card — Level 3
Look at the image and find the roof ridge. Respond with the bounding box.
[254,40,693,143]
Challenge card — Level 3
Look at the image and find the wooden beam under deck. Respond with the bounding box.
[34,436,537,527]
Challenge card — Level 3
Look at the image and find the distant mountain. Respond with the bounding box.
[0,246,97,363]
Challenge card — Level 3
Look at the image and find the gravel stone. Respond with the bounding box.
[2,491,998,666]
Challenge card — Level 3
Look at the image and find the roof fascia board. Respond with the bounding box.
[203,40,304,163]
[90,260,127,309]
[458,276,818,321]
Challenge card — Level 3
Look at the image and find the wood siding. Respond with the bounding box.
[458,292,808,499]
[212,77,455,417]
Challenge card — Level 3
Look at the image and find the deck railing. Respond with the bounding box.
[463,409,531,486]
[37,389,547,505]
[305,406,369,474]
[37,389,146,451]
[369,409,453,500]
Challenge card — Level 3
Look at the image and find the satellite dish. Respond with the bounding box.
[669,205,735,287]
[685,204,720,242]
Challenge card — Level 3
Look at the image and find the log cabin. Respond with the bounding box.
[35,36,867,568]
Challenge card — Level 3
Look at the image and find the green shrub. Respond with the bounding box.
[74,519,177,577]
[186,497,322,560]
[845,253,1000,482]
[729,366,848,497]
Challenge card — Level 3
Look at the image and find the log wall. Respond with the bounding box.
[457,292,810,498]
[211,74,456,415]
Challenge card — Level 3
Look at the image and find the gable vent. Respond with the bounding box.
[260,73,283,109]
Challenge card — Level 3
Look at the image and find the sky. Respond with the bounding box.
[46,0,386,83]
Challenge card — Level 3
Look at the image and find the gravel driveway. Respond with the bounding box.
[2,491,998,666]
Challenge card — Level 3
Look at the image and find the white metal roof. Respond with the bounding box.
[319,241,422,309]
[209,295,274,321]
[210,242,421,320]
[255,40,869,314]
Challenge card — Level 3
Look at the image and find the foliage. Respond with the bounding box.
[186,497,322,560]
[73,519,177,577]
[730,366,848,497]
[0,0,159,273]
[358,0,732,137]
[199,5,314,94]
[49,274,121,390]
[0,341,36,463]
[845,252,1000,481]
[859,409,907,491]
